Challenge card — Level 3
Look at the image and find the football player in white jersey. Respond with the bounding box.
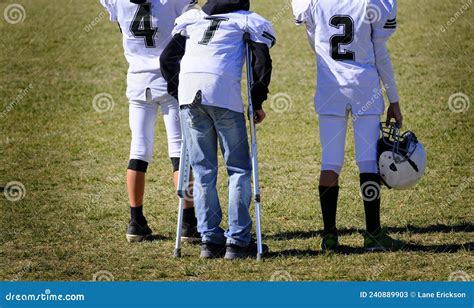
[100,0,199,243]
[161,0,275,259]
[292,0,404,251]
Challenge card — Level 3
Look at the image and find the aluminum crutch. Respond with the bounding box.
[244,32,263,261]
[173,113,192,258]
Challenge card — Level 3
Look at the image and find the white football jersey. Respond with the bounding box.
[100,0,196,101]
[173,9,276,113]
[292,0,398,116]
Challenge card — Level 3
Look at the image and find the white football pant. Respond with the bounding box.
[129,93,181,163]
[319,112,380,175]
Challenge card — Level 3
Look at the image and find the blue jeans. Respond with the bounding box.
[180,104,252,246]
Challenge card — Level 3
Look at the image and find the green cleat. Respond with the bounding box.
[321,233,339,252]
[363,228,404,252]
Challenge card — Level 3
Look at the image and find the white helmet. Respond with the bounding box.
[378,122,427,190]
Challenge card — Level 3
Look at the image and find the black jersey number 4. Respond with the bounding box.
[130,4,158,48]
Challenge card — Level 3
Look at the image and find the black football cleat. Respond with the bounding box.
[126,219,153,243]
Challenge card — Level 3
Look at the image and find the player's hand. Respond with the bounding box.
[386,102,403,127]
[254,109,266,124]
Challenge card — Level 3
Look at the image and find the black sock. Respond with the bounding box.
[182,207,197,228]
[130,205,146,225]
[319,186,339,235]
[360,173,382,235]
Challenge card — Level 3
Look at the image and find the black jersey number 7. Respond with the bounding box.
[130,4,158,48]
[329,15,355,61]
[198,17,229,45]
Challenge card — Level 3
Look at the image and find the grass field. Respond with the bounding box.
[0,0,472,281]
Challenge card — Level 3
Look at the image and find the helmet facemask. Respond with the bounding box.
[379,122,418,164]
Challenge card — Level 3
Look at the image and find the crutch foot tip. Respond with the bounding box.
[173,249,182,258]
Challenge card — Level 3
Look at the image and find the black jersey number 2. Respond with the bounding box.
[329,15,355,61]
[130,4,158,48]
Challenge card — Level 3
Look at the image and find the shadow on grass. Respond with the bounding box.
[266,242,473,258]
[402,242,473,253]
[145,234,171,242]
[266,245,366,257]
[267,223,474,241]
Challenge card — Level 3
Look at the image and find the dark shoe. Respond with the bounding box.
[200,242,226,259]
[224,242,269,260]
[321,233,339,252]
[363,228,404,251]
[181,225,201,243]
[181,208,200,243]
[126,219,153,243]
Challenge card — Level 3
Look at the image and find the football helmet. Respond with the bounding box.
[377,122,427,190]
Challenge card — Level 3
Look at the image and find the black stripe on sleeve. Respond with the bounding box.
[262,31,276,41]
[262,31,276,47]
[384,17,397,29]
[384,17,397,28]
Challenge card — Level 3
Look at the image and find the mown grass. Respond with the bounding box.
[0,0,472,281]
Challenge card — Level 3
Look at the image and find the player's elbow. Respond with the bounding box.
[373,42,392,67]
